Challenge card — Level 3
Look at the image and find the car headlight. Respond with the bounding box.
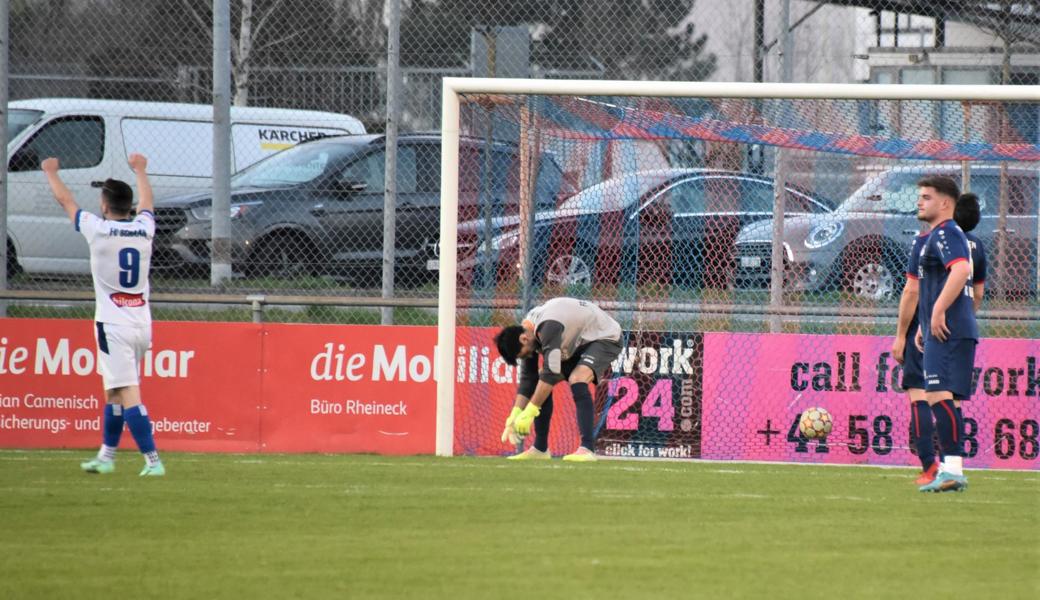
[190,205,212,220]
[490,231,520,250]
[190,202,262,221]
[804,221,844,249]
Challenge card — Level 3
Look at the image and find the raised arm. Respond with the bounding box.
[128,154,153,214]
[41,158,80,222]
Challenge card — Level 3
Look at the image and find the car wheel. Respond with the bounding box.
[545,252,592,287]
[246,233,316,279]
[850,261,895,300]
[843,242,902,301]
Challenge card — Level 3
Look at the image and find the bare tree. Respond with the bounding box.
[181,0,304,106]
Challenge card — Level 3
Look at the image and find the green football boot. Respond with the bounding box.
[81,458,115,474]
[139,461,166,477]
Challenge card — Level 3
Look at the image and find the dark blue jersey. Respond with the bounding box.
[917,219,977,341]
[904,230,930,333]
[965,231,987,286]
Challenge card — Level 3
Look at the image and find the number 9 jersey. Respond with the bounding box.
[76,209,154,327]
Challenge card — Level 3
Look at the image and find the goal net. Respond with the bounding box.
[436,80,1040,470]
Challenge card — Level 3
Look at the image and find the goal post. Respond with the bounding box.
[436,78,1040,466]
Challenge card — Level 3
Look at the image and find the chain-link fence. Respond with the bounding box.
[2,0,1039,328]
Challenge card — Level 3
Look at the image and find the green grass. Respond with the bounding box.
[0,451,1036,600]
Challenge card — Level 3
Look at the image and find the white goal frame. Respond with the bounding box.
[436,78,1040,457]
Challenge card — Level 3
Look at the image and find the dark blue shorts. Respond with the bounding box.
[923,337,977,400]
[900,330,925,390]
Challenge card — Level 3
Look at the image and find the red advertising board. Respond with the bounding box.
[0,319,262,452]
[258,323,438,454]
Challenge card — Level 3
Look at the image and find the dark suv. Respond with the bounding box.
[733,165,1039,300]
[152,133,568,285]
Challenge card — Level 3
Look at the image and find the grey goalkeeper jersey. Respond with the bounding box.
[523,297,622,362]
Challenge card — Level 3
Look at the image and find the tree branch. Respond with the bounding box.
[253,0,287,42]
[179,0,211,35]
[255,30,305,52]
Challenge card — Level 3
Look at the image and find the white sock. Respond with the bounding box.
[943,456,963,476]
[97,445,117,462]
[144,451,161,467]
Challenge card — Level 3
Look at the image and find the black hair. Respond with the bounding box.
[101,179,134,214]
[916,176,960,202]
[494,325,525,366]
[955,192,981,232]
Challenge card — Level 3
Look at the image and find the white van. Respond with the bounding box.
[5,98,365,275]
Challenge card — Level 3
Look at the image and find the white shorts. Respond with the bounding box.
[95,322,151,390]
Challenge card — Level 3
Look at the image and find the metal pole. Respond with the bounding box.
[519,101,536,314]
[769,0,793,333]
[381,0,401,325]
[0,0,8,318]
[479,28,497,299]
[753,0,764,84]
[211,0,233,286]
[997,38,1011,300]
[779,0,794,84]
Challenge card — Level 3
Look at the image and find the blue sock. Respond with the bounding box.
[533,395,554,453]
[911,401,936,470]
[931,400,962,459]
[570,382,596,451]
[103,404,124,448]
[124,405,157,454]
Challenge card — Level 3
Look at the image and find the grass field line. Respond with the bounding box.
[2,449,1037,480]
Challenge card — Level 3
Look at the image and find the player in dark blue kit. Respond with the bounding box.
[913,176,978,493]
[895,191,987,487]
[954,193,987,315]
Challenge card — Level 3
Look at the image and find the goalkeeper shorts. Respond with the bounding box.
[567,338,624,383]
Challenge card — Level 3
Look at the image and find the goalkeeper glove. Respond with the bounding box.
[501,407,523,445]
[513,403,541,436]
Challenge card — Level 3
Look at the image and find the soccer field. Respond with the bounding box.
[1,451,1036,600]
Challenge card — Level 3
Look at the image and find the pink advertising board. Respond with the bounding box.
[702,333,1039,470]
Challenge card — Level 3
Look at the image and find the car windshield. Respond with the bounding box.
[841,171,934,214]
[231,139,366,188]
[7,109,43,144]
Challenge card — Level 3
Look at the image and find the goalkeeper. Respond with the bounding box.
[494,297,623,462]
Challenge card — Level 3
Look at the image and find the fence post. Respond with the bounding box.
[211,0,233,286]
[769,0,793,333]
[247,294,265,323]
[382,0,402,325]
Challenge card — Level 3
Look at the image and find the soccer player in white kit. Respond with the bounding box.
[43,154,165,476]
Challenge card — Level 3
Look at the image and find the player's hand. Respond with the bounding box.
[930,311,950,342]
[128,153,148,173]
[41,157,59,174]
[914,328,924,353]
[513,403,541,436]
[502,423,522,445]
[891,338,905,364]
[501,407,523,445]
